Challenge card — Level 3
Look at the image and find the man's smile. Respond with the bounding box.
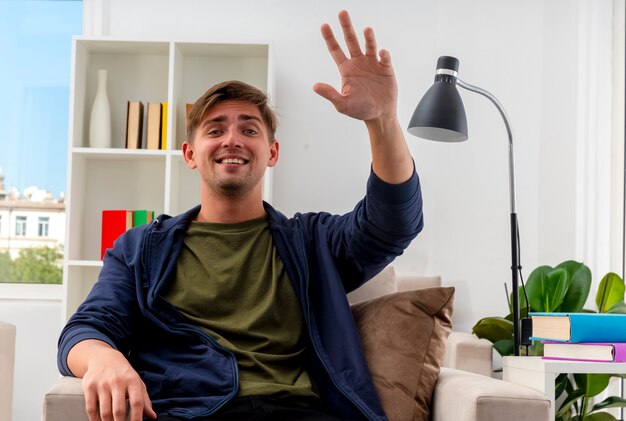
[216,157,249,165]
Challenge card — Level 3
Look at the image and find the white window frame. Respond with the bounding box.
[37,216,49,237]
[15,216,27,237]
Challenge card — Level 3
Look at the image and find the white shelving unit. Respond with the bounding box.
[62,37,274,320]
[503,356,626,420]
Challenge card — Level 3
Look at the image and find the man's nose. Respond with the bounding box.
[222,128,242,147]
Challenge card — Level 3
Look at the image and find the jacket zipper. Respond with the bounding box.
[281,225,377,421]
[142,220,240,418]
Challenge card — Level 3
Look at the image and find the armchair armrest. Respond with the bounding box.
[43,377,87,421]
[0,321,16,421]
[443,331,493,377]
[432,367,550,421]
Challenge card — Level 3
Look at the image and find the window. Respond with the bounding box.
[15,216,27,237]
[38,217,49,237]
[0,1,81,284]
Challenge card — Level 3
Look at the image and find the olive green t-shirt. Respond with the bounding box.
[163,217,319,404]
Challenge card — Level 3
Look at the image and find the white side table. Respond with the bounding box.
[503,356,626,420]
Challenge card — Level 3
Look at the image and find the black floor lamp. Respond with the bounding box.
[407,56,522,356]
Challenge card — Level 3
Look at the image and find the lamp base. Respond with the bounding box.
[521,317,532,347]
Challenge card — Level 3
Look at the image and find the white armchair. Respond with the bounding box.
[43,268,549,421]
[0,321,16,421]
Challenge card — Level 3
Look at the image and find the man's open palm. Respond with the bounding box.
[314,10,398,123]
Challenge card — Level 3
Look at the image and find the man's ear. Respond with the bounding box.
[182,141,197,169]
[268,140,279,168]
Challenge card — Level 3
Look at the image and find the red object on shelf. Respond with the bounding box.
[100,210,133,260]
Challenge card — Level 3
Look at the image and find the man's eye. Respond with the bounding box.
[207,129,223,135]
[243,129,257,135]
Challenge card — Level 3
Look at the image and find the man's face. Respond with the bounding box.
[182,100,279,198]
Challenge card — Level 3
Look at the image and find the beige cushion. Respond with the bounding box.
[397,274,442,292]
[442,332,493,377]
[351,287,455,421]
[432,368,550,421]
[347,265,397,304]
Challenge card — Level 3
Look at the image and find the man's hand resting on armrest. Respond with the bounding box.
[68,339,157,421]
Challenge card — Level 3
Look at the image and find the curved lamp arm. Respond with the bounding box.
[456,79,517,214]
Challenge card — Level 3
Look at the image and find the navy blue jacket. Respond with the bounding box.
[58,169,423,420]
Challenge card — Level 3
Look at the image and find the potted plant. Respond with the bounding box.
[473,260,626,420]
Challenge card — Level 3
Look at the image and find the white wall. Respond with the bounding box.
[94,0,618,331]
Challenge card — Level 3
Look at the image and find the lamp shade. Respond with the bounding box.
[407,56,468,142]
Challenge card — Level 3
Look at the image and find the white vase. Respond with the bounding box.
[89,69,112,148]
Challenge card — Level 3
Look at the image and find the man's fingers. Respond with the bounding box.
[364,27,377,57]
[320,23,346,65]
[97,389,113,421]
[83,385,101,421]
[111,387,128,421]
[338,10,363,58]
[143,386,158,419]
[313,83,344,111]
[379,49,393,67]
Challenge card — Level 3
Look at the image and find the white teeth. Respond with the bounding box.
[221,158,245,164]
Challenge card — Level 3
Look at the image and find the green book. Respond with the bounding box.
[133,210,154,227]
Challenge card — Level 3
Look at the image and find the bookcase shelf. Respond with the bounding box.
[63,37,274,320]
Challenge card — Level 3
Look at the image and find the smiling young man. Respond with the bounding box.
[182,92,279,223]
[57,11,423,421]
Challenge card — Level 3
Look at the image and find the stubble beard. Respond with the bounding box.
[206,172,259,199]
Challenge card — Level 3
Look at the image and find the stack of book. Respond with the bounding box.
[530,312,626,362]
[100,209,155,259]
[125,101,168,150]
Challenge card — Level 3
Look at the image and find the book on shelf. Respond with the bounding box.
[146,103,162,150]
[185,102,193,143]
[530,312,626,343]
[100,210,133,260]
[126,101,144,149]
[133,210,154,227]
[161,101,168,150]
[542,341,626,362]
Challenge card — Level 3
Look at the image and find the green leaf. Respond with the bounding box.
[591,396,626,411]
[493,339,514,357]
[596,273,625,313]
[525,266,569,312]
[607,301,626,314]
[581,413,618,421]
[557,388,585,417]
[555,373,573,400]
[556,260,592,312]
[573,373,611,398]
[545,268,569,311]
[526,341,544,356]
[526,266,552,312]
[472,317,513,344]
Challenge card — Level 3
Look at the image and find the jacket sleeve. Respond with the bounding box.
[57,227,145,376]
[323,164,424,292]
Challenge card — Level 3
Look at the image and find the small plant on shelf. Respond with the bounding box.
[472,260,626,420]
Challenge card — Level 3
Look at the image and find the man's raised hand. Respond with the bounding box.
[313,10,398,123]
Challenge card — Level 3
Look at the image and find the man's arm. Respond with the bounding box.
[68,339,156,421]
[313,10,413,184]
[59,229,157,421]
